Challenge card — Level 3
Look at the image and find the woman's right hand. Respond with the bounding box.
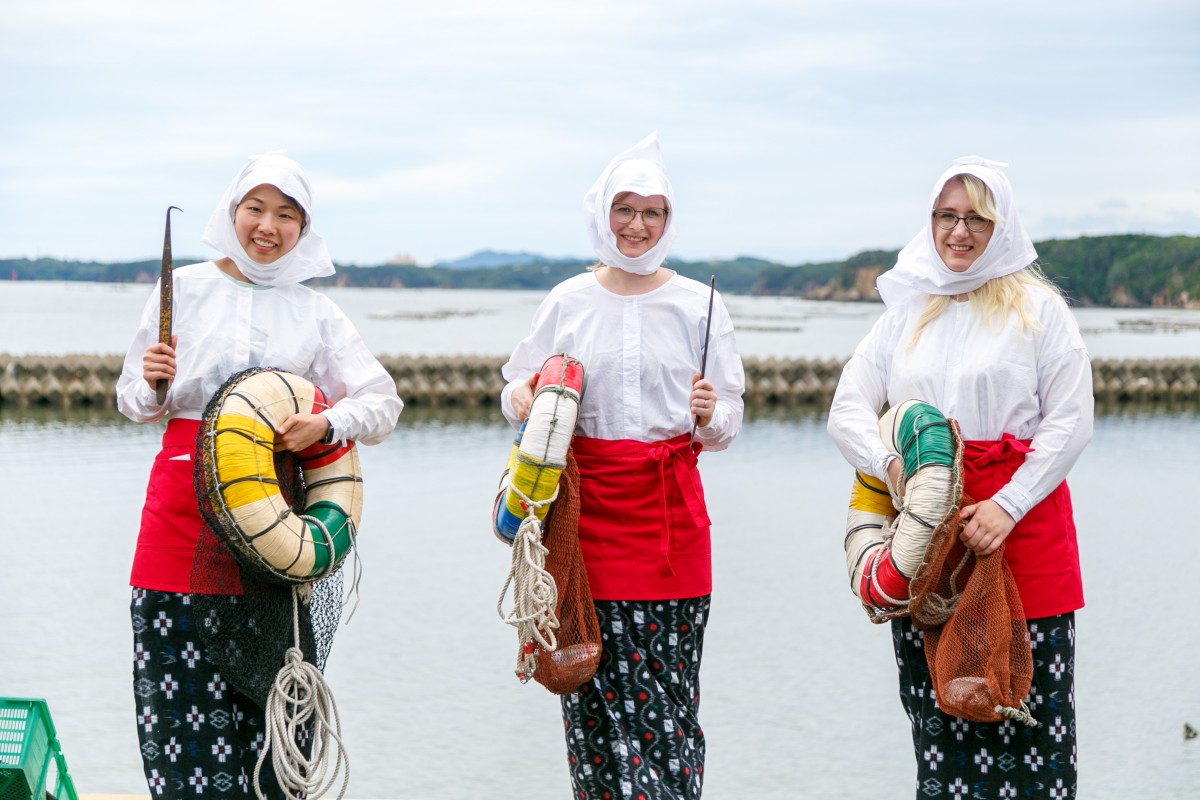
[958,499,1016,556]
[142,334,178,393]
[510,372,539,422]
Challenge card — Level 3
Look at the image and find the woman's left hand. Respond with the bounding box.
[274,413,330,453]
[689,373,717,428]
[958,499,1016,556]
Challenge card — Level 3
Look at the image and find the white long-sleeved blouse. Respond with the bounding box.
[116,261,402,444]
[827,287,1093,522]
[500,271,745,451]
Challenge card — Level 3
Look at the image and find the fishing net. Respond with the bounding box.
[909,503,1036,726]
[495,355,598,687]
[843,398,1037,726]
[531,451,602,695]
[190,369,345,708]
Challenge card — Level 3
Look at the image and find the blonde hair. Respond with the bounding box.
[907,175,1064,348]
[957,174,1003,228]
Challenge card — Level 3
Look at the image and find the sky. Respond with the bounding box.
[2,0,1198,267]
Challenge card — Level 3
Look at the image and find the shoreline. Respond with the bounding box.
[2,354,1198,410]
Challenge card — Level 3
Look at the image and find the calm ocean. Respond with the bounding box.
[2,279,1200,359]
[2,281,1198,798]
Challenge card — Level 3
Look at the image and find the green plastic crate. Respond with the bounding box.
[0,699,78,800]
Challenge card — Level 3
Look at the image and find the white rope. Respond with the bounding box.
[254,588,350,800]
[341,523,364,622]
[299,512,363,621]
[496,481,561,682]
[996,701,1039,728]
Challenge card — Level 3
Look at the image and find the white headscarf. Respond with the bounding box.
[583,131,677,275]
[876,156,1037,308]
[201,151,335,286]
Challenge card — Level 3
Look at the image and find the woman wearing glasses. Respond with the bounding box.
[500,132,744,800]
[827,157,1093,797]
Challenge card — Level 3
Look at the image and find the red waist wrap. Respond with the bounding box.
[572,434,712,601]
[130,418,232,593]
[962,434,1083,618]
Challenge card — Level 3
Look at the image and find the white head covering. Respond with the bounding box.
[583,131,676,275]
[876,156,1037,308]
[201,151,335,286]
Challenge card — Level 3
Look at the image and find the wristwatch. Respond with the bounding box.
[321,419,336,445]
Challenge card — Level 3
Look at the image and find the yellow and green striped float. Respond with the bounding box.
[196,367,363,584]
[844,399,962,612]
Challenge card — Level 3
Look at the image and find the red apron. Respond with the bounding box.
[572,434,712,601]
[130,419,210,592]
[962,434,1084,619]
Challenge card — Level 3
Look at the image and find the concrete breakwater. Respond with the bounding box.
[3,354,1199,411]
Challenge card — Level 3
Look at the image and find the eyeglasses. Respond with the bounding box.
[932,211,992,233]
[611,205,669,228]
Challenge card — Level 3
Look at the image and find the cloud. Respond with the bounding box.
[2,1,1198,264]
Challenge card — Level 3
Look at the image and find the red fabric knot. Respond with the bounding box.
[648,438,709,578]
[963,433,1034,466]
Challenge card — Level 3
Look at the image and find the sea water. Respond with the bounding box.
[1,407,1197,799]
[2,280,1200,360]
[2,280,1197,797]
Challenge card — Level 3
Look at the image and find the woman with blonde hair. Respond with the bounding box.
[827,156,1093,797]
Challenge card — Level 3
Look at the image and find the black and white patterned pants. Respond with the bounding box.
[130,589,304,799]
[892,612,1077,799]
[561,596,711,800]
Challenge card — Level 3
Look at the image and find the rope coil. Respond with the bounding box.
[255,587,350,800]
[496,481,562,681]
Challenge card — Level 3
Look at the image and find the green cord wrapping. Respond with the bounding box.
[897,402,956,479]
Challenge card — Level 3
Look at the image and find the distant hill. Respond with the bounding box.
[434,250,547,269]
[4,234,1198,308]
[797,235,1200,308]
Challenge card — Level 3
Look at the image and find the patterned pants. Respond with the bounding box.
[892,613,1077,799]
[131,589,305,799]
[561,596,711,800]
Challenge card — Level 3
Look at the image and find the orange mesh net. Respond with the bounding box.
[909,494,1035,725]
[531,450,602,695]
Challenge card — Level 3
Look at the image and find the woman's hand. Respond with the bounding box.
[275,413,330,453]
[510,373,539,422]
[958,499,1016,556]
[689,373,717,428]
[142,335,178,394]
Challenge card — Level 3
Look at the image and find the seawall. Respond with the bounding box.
[3,354,1199,410]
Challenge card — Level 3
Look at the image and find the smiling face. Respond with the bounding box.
[233,184,305,265]
[932,178,994,273]
[609,192,668,258]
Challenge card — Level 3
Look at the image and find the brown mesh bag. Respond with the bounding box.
[909,497,1036,726]
[532,450,602,695]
